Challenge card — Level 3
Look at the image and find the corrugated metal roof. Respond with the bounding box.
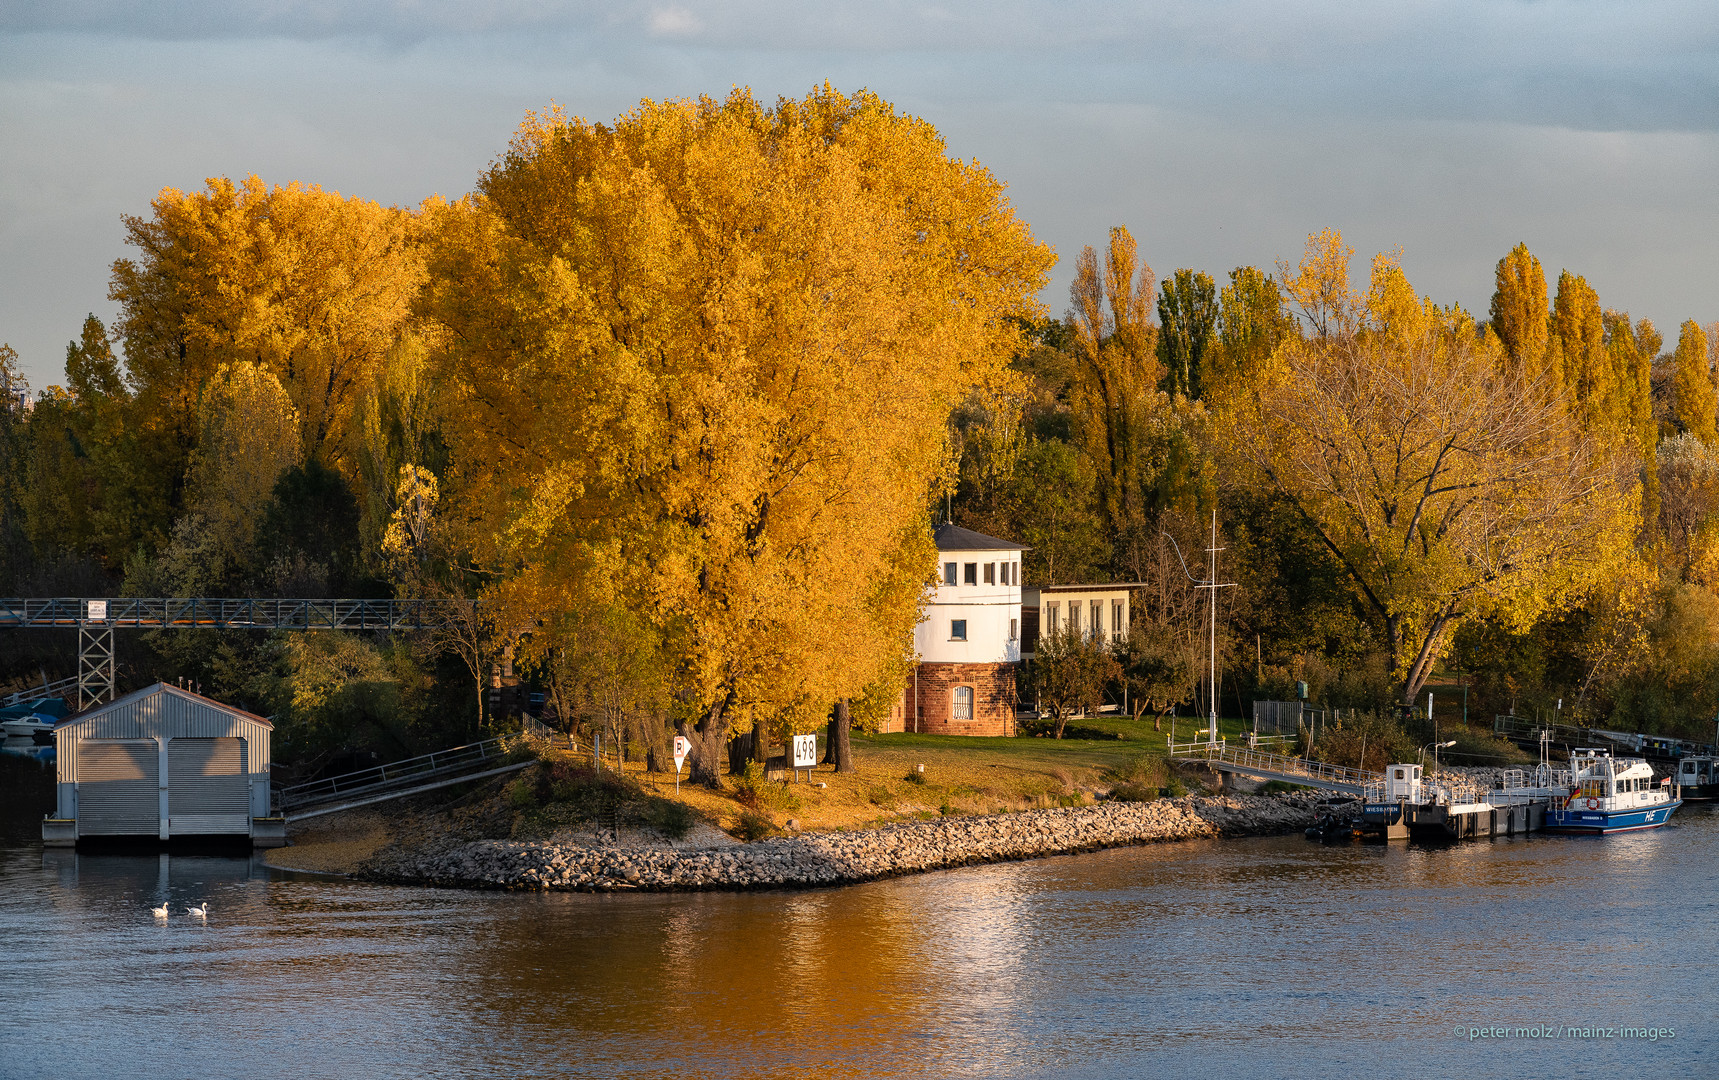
[934,521,1029,552]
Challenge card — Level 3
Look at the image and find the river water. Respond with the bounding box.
[1,744,1714,1079]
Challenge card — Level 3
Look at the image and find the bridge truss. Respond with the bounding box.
[0,598,451,710]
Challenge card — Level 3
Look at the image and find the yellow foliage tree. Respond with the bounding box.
[109,176,424,481]
[1673,320,1717,444]
[422,87,1052,782]
[1231,243,1638,705]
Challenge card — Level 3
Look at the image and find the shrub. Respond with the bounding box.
[1109,782,1158,802]
[1258,780,1309,795]
[1162,776,1188,798]
[903,770,927,785]
[734,809,775,842]
[642,798,696,840]
[504,773,540,810]
[731,760,803,811]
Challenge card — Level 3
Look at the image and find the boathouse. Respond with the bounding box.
[41,682,283,847]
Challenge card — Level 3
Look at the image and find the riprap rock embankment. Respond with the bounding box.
[362,793,1324,892]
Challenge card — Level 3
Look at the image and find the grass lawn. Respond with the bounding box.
[603,726,1234,835]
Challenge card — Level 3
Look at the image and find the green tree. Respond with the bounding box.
[1156,269,1217,399]
[1029,624,1122,738]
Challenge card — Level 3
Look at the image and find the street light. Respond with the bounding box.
[1421,739,1457,773]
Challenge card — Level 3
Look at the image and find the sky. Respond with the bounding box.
[2,0,1716,390]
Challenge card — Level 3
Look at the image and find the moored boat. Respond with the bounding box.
[1673,755,1719,801]
[1544,749,1680,834]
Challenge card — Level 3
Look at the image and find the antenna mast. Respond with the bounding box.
[1197,509,1237,747]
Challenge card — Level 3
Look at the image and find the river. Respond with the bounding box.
[1,743,1713,1078]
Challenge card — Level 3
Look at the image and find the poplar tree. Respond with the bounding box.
[1488,243,1551,389]
[1156,269,1217,399]
[1672,320,1715,444]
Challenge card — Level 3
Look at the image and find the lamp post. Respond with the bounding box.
[1421,739,1456,774]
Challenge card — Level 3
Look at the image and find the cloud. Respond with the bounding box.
[647,6,701,38]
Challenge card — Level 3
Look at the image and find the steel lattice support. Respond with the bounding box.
[77,622,114,711]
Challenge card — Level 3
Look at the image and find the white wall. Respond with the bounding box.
[916,548,1022,664]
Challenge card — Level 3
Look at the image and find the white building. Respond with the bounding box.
[895,523,1026,736]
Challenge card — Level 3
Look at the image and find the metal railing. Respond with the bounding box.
[1168,738,1385,793]
[2,674,78,708]
[274,735,516,811]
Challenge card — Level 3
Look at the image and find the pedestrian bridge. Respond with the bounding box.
[1167,739,1383,796]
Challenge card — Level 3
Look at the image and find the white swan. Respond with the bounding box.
[150,903,169,918]
[186,902,208,918]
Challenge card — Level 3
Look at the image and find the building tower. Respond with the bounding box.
[907,522,1026,735]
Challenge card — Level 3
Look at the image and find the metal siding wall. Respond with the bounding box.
[60,687,273,833]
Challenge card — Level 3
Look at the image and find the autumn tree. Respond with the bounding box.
[1488,243,1551,388]
[1672,320,1716,443]
[1232,242,1637,706]
[108,175,424,513]
[422,88,1052,784]
[1066,227,1163,567]
[1550,272,1613,439]
[1199,266,1296,411]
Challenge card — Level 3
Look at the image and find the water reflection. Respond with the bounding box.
[2,802,1715,1078]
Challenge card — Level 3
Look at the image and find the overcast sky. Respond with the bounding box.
[2,0,1716,389]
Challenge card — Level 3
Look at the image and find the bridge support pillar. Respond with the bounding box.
[77,622,114,711]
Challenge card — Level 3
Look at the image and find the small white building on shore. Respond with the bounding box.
[43,682,283,847]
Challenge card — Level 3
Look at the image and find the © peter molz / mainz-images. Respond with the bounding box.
[2,7,1715,1078]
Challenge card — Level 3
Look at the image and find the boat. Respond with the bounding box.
[1544,749,1681,834]
[1672,755,1719,801]
[1,713,56,739]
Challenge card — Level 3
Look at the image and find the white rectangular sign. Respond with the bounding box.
[791,733,818,769]
[86,600,107,622]
[673,736,690,772]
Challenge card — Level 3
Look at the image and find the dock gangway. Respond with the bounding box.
[273,718,568,820]
[1168,739,1384,796]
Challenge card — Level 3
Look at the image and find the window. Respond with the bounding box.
[1047,601,1060,629]
[984,562,995,585]
[964,563,978,585]
[1010,618,1018,640]
[951,619,968,641]
[953,686,974,720]
[1113,602,1124,637]
[1091,602,1102,637]
[944,562,957,586]
[1069,605,1080,633]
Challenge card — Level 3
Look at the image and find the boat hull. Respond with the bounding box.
[1544,798,1681,834]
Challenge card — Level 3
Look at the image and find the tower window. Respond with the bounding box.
[944,562,957,585]
[951,619,968,641]
[964,563,977,585]
[984,562,995,585]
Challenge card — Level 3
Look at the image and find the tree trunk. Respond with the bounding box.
[1053,712,1067,739]
[833,698,855,774]
[685,692,733,787]
[823,716,838,765]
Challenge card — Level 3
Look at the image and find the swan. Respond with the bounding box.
[186,902,208,918]
[150,903,169,918]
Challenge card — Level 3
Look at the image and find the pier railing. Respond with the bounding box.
[1168,739,1384,795]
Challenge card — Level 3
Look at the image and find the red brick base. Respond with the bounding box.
[901,661,1020,736]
